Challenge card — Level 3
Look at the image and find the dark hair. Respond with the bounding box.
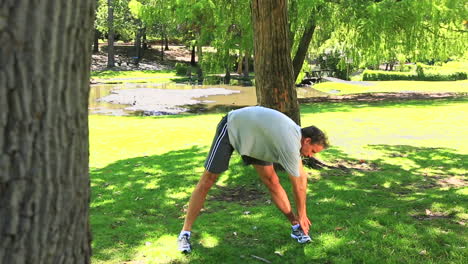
[301,126,329,148]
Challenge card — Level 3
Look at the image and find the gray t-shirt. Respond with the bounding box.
[227,106,302,177]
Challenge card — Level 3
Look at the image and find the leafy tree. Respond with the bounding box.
[297,0,468,78]
[95,0,137,41]
[0,0,95,262]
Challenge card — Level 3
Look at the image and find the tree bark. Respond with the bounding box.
[93,28,100,53]
[251,0,300,124]
[107,0,115,67]
[142,27,147,50]
[135,29,141,58]
[243,52,249,78]
[0,0,95,263]
[190,45,196,66]
[163,26,169,50]
[237,54,243,74]
[196,42,203,82]
[292,17,317,82]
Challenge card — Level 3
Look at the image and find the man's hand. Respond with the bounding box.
[298,214,311,235]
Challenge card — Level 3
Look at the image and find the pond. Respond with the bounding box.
[89,82,329,116]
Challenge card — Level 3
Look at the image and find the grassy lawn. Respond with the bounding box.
[89,98,468,263]
[91,70,184,83]
[314,80,468,95]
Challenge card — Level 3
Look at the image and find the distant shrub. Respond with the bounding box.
[362,70,415,81]
[175,63,189,76]
[363,63,467,81]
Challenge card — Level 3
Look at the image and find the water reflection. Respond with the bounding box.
[89,82,328,116]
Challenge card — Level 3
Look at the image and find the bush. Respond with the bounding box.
[362,70,415,81]
[175,63,189,76]
[363,63,468,81]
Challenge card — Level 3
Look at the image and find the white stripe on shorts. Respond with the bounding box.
[206,122,228,171]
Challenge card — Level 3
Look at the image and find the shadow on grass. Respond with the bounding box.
[91,144,467,263]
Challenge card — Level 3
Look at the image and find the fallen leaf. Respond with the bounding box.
[419,250,427,255]
[335,227,344,231]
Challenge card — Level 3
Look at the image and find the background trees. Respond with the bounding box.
[92,0,467,122]
[0,0,95,263]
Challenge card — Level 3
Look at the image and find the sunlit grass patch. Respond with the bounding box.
[90,98,468,263]
[314,80,468,95]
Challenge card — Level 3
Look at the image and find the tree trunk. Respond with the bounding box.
[160,32,164,61]
[196,42,203,82]
[0,0,94,263]
[292,17,317,82]
[135,28,142,59]
[224,66,231,84]
[164,26,169,50]
[93,28,100,53]
[251,0,300,125]
[190,45,196,66]
[237,54,243,74]
[142,27,148,50]
[107,0,115,67]
[243,52,249,78]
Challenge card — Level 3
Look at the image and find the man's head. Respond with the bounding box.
[300,126,329,157]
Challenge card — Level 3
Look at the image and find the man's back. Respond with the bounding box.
[227,106,302,176]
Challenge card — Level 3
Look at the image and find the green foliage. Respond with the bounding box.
[95,0,137,41]
[314,80,468,95]
[174,62,190,75]
[363,62,468,81]
[316,50,356,80]
[308,0,468,70]
[362,70,415,81]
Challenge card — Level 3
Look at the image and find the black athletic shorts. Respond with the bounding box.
[204,115,272,174]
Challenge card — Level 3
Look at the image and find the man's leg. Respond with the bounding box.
[253,164,298,225]
[182,170,220,231]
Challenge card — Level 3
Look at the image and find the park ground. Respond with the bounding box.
[89,45,467,264]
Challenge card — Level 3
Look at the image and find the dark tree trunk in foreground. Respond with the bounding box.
[292,17,317,82]
[93,28,100,53]
[107,0,115,67]
[0,0,95,263]
[251,0,300,125]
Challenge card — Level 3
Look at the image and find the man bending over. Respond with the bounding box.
[177,106,329,253]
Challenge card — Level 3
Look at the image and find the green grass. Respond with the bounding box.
[89,98,468,263]
[314,80,468,95]
[91,70,182,82]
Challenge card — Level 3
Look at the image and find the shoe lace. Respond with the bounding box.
[180,235,190,245]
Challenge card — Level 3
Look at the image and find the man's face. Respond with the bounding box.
[300,138,324,158]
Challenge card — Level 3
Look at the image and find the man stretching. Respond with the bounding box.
[177,106,329,253]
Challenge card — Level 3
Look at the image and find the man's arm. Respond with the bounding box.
[288,159,311,234]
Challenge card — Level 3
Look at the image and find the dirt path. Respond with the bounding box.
[322,76,375,86]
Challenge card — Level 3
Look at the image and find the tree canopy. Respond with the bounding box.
[94,0,467,77]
